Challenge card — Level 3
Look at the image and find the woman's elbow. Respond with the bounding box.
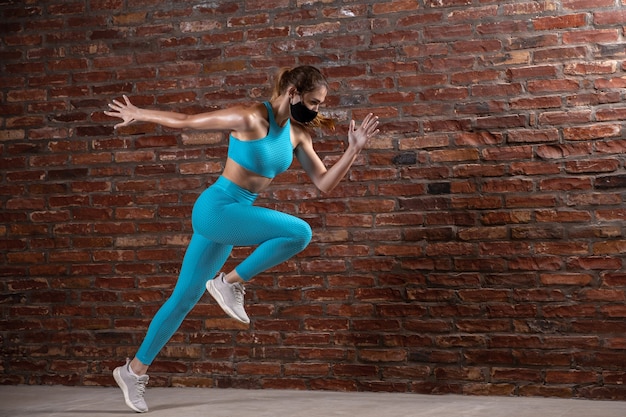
[316,179,337,194]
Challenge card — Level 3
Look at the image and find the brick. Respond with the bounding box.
[534,13,587,30]
[539,177,593,191]
[545,370,597,384]
[593,9,626,25]
[285,363,329,376]
[535,143,593,159]
[534,46,588,62]
[597,107,626,121]
[536,209,592,223]
[359,349,407,363]
[564,29,619,44]
[463,383,516,396]
[563,124,621,140]
[424,23,472,40]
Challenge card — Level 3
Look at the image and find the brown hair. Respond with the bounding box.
[271,66,335,130]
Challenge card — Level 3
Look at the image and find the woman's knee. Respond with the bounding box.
[290,218,312,250]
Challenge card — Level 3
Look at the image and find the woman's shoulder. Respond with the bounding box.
[226,102,269,133]
[226,102,267,118]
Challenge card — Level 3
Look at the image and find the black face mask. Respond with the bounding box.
[290,100,318,124]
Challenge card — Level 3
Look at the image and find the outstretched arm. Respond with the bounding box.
[295,113,380,193]
[105,95,250,131]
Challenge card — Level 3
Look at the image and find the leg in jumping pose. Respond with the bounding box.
[115,232,231,413]
[114,176,312,411]
[196,177,312,322]
[136,233,232,364]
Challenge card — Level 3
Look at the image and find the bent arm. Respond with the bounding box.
[296,113,379,193]
[105,95,250,131]
[295,141,359,193]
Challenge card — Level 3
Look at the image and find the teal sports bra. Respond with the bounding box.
[227,102,294,179]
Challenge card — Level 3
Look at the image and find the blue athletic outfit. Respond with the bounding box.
[136,102,313,364]
[227,103,293,177]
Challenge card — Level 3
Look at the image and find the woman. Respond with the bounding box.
[104,65,379,413]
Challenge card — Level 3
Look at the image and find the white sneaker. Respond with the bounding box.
[206,272,250,324]
[113,358,149,413]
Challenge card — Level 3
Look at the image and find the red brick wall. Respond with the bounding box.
[2,0,626,400]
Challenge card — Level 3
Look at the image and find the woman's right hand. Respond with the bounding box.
[105,95,140,129]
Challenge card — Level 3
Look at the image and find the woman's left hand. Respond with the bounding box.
[348,113,380,152]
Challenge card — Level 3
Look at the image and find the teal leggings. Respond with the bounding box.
[136,176,312,364]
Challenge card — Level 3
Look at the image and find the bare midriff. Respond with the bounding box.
[222,157,274,194]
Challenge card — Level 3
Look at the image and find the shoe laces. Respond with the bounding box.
[135,375,148,397]
[231,282,246,306]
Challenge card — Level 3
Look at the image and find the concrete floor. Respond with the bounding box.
[1,385,625,417]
